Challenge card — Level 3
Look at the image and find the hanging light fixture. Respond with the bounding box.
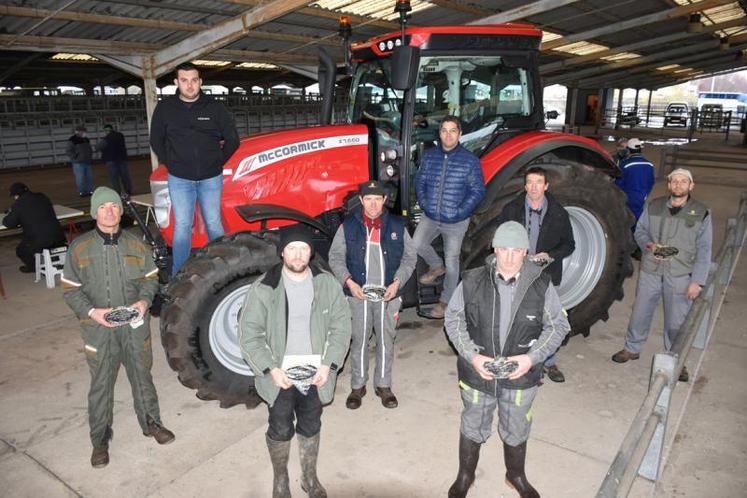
[687,13,702,33]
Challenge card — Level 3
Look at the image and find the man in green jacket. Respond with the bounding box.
[62,187,175,468]
[239,227,351,498]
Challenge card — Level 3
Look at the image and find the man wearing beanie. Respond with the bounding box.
[444,221,569,498]
[61,186,175,468]
[239,226,351,498]
[328,180,417,409]
[2,182,66,273]
[612,168,712,383]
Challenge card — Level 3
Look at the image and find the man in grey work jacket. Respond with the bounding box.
[414,115,485,319]
[239,227,351,498]
[444,221,570,498]
[612,168,712,383]
[62,187,175,469]
[328,180,417,410]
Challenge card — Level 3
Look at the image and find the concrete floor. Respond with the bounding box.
[0,133,745,497]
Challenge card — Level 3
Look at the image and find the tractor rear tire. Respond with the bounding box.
[462,163,634,336]
[160,232,278,408]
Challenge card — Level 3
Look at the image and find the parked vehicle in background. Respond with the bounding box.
[663,102,689,127]
[700,103,726,129]
[697,91,747,119]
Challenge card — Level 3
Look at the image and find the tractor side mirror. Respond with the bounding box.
[545,110,559,120]
[391,46,420,90]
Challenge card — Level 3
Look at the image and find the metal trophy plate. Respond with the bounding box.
[104,306,141,326]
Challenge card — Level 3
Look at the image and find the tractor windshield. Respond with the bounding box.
[349,55,534,156]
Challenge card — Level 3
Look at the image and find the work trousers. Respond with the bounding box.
[106,160,133,196]
[267,385,322,442]
[16,237,67,269]
[72,162,93,195]
[81,319,162,447]
[624,270,693,353]
[348,296,401,390]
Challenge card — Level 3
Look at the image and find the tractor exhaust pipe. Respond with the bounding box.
[318,47,336,125]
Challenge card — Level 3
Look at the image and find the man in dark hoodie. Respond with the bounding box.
[66,125,93,197]
[97,124,133,196]
[2,182,66,273]
[149,62,240,275]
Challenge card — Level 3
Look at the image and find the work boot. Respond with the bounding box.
[266,435,291,498]
[678,366,689,382]
[504,442,540,498]
[91,446,109,468]
[611,349,640,363]
[345,386,366,410]
[447,433,481,498]
[18,265,34,273]
[374,386,398,408]
[298,433,327,498]
[544,365,565,383]
[419,266,446,285]
[144,422,175,444]
[428,301,447,319]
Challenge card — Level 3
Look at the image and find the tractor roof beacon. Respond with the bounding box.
[149,7,635,408]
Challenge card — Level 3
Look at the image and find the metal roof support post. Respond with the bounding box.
[638,352,677,481]
[615,89,623,131]
[568,86,578,133]
[594,87,605,135]
[143,57,160,171]
[645,90,652,128]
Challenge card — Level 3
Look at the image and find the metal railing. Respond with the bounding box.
[597,192,747,497]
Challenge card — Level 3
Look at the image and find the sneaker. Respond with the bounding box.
[544,365,565,383]
[419,266,446,285]
[144,423,175,445]
[611,349,640,363]
[345,386,366,410]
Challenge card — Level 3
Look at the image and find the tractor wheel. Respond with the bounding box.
[463,163,635,336]
[160,232,278,408]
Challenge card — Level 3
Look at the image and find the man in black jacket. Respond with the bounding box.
[149,62,240,275]
[495,166,575,383]
[2,182,66,272]
[444,221,570,498]
[97,124,133,195]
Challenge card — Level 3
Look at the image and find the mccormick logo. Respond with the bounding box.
[233,134,368,181]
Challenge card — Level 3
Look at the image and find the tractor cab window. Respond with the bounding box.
[349,60,404,139]
[413,56,533,155]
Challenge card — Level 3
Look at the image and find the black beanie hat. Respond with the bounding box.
[277,226,314,257]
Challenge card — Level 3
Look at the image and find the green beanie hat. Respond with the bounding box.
[492,221,529,249]
[90,186,123,219]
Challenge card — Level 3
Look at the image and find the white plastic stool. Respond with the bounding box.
[35,246,68,289]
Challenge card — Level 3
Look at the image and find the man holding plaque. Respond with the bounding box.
[61,186,174,469]
[444,221,569,498]
[328,180,417,410]
[239,227,351,498]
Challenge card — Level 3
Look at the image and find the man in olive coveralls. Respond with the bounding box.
[62,187,175,468]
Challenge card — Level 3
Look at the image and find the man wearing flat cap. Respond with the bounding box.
[612,168,712,383]
[239,226,351,498]
[328,180,417,410]
[3,182,66,273]
[62,186,175,469]
[444,221,570,498]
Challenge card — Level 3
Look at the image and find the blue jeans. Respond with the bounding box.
[106,160,133,195]
[168,173,224,274]
[412,215,470,304]
[72,162,93,195]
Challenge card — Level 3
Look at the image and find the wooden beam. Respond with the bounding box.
[471,0,581,25]
[428,0,491,17]
[149,0,311,76]
[541,0,735,51]
[0,53,42,85]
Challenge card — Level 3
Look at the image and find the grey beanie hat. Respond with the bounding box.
[90,186,123,219]
[492,221,529,249]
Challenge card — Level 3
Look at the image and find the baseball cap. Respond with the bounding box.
[667,168,693,183]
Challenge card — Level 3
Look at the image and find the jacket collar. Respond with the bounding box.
[95,227,121,245]
[262,260,327,289]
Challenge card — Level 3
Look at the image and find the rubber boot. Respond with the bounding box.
[266,435,292,498]
[503,442,540,498]
[298,433,327,498]
[448,433,482,498]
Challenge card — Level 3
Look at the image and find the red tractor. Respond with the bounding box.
[149,21,633,408]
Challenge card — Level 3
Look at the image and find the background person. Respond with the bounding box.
[149,62,240,275]
[444,221,570,498]
[612,168,712,383]
[328,180,417,410]
[413,115,485,319]
[239,228,351,498]
[61,186,175,469]
[97,123,133,196]
[614,137,655,224]
[66,124,93,197]
[2,182,66,273]
[495,166,575,383]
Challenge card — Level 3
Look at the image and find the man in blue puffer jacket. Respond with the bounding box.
[414,116,485,319]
